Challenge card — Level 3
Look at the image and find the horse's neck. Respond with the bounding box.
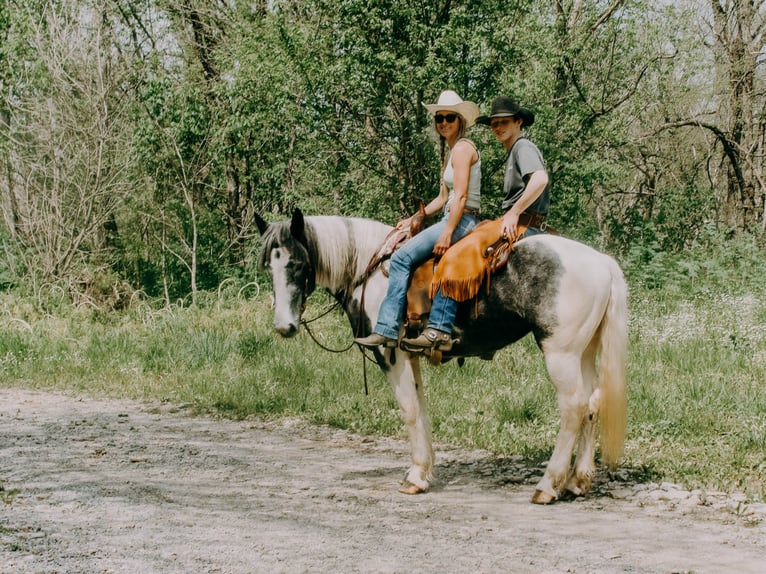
[306,216,391,294]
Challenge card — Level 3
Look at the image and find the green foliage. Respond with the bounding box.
[1,479,20,504]
[265,0,540,221]
[621,227,766,294]
[0,0,764,304]
[237,331,274,361]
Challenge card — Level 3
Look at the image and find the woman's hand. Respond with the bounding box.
[433,231,452,257]
[395,216,413,230]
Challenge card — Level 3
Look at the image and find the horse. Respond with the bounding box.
[255,208,628,504]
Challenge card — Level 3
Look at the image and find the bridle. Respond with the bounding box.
[288,238,354,354]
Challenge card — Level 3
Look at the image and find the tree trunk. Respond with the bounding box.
[711,0,765,231]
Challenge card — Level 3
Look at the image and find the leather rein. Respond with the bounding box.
[300,301,355,354]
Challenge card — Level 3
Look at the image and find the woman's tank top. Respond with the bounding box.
[443,138,481,213]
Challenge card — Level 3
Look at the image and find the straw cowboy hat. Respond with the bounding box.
[477,95,535,128]
[422,90,481,128]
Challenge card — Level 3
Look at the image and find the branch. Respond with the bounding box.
[646,118,747,197]
[590,0,625,34]
[571,51,676,127]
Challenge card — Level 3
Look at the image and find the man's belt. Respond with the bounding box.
[518,212,547,229]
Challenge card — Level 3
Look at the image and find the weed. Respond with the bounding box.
[1,481,20,505]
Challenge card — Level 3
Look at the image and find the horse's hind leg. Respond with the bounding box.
[387,350,434,494]
[564,337,600,497]
[532,351,589,504]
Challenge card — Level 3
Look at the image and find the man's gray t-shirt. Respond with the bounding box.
[501,138,550,215]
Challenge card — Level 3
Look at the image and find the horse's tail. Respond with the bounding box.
[597,257,628,470]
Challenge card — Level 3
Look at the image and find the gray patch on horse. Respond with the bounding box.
[258,222,292,269]
[508,238,564,338]
[450,237,564,355]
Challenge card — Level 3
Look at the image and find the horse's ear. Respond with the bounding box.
[254,212,269,235]
[290,208,306,241]
[411,200,426,235]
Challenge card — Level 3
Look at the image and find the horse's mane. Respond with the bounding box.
[260,215,392,294]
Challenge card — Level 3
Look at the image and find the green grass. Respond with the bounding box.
[1,235,765,501]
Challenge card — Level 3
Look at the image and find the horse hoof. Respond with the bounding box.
[531,489,557,504]
[399,480,426,495]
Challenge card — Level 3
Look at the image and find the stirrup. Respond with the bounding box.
[400,328,453,352]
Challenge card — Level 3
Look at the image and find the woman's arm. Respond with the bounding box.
[395,183,449,230]
[424,184,449,217]
[433,140,476,256]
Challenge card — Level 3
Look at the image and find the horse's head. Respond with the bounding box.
[256,209,316,338]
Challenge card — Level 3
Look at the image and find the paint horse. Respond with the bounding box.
[256,209,627,504]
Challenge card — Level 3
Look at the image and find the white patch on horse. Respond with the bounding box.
[269,247,301,337]
[306,216,391,293]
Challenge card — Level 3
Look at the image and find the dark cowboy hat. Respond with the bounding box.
[476,96,535,128]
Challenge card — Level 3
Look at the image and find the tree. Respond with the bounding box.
[708,0,764,230]
[270,0,518,221]
[1,0,762,306]
[1,0,135,301]
[631,0,765,235]
[109,0,239,302]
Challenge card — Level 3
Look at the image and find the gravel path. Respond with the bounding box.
[1,388,764,573]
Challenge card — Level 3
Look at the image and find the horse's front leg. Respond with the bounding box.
[386,349,434,494]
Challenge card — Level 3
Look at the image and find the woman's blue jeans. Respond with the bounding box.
[427,225,545,334]
[373,213,478,340]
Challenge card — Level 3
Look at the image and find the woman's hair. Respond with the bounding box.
[437,114,466,169]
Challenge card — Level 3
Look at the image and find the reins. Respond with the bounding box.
[299,276,379,396]
[298,222,415,396]
[300,301,356,354]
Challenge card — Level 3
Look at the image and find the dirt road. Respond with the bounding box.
[1,388,764,573]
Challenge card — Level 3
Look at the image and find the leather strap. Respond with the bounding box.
[518,212,546,229]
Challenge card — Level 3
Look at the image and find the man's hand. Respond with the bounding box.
[501,211,520,240]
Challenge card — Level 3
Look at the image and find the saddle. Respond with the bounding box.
[363,202,426,279]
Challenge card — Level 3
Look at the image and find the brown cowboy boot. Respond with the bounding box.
[354,333,398,349]
[400,328,453,352]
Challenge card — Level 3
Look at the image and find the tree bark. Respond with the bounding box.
[710,0,765,230]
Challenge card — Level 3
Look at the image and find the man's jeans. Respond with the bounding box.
[373,213,478,340]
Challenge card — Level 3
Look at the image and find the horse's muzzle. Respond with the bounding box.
[275,323,299,338]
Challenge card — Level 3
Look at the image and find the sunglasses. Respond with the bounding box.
[434,113,458,124]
